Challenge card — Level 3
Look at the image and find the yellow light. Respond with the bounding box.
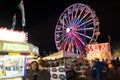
[30,53,35,56]
[9,52,20,56]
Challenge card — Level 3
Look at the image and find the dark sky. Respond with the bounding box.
[0,0,120,54]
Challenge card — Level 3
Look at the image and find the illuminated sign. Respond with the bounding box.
[2,42,30,52]
[0,56,25,78]
[0,28,27,42]
[86,43,112,60]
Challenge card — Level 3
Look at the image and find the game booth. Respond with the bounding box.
[0,28,39,80]
[42,51,81,80]
[86,42,112,61]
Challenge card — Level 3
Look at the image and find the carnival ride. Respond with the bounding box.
[55,3,100,54]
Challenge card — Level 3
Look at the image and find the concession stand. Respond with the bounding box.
[42,51,80,80]
[0,28,39,80]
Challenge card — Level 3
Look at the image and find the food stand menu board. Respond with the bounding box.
[0,56,25,79]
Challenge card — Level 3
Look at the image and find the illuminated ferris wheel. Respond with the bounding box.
[55,3,100,54]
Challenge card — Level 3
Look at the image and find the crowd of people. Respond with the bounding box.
[85,57,120,80]
[90,58,109,80]
[25,56,120,80]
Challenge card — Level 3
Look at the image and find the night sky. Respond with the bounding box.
[0,0,120,54]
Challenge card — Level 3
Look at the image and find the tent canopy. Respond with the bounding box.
[113,52,120,57]
[42,51,79,60]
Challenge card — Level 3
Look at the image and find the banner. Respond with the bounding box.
[86,43,111,60]
[48,66,66,80]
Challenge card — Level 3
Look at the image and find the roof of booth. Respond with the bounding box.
[42,51,79,60]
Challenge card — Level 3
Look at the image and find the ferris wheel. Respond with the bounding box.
[55,3,100,54]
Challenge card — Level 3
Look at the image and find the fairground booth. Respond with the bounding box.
[0,28,39,80]
[86,42,112,61]
[42,51,85,80]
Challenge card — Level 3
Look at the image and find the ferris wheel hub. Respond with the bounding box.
[66,28,71,33]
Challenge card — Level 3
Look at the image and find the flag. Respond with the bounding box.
[11,14,16,30]
[18,0,26,27]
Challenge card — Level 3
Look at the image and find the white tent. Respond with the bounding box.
[42,51,79,60]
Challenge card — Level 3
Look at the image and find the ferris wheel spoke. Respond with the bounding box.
[71,34,78,53]
[69,35,75,52]
[76,10,90,26]
[73,7,85,24]
[74,14,90,25]
[65,37,72,51]
[85,21,93,27]
[63,13,69,28]
[71,6,78,22]
[71,9,74,21]
[56,30,66,33]
[75,31,92,39]
[55,28,67,34]
[56,26,67,31]
[67,15,71,25]
[59,19,68,28]
[57,33,69,50]
[77,7,85,19]
[75,27,94,31]
[67,42,73,52]
[56,32,66,40]
[59,40,67,51]
[74,8,78,20]
[67,9,73,24]
[85,15,92,21]
[64,17,69,27]
[61,32,70,42]
[56,36,65,44]
[73,37,83,53]
[76,18,93,28]
[76,44,82,53]
[72,32,85,45]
